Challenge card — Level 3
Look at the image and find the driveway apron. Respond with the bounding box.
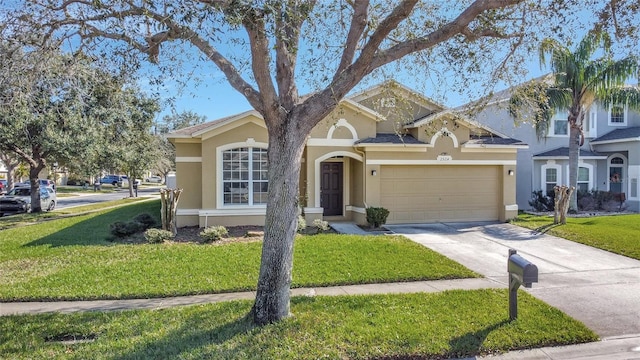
[385,222,640,338]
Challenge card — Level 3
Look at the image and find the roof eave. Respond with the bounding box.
[590,137,640,145]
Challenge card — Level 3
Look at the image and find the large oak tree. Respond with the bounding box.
[7,0,637,324]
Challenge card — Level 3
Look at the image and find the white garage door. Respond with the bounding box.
[380,165,500,223]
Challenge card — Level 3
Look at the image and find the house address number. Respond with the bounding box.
[437,155,452,162]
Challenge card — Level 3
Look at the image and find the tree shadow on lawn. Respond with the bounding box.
[24,205,159,248]
[109,310,260,360]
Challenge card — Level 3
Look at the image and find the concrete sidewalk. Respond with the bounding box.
[0,278,500,316]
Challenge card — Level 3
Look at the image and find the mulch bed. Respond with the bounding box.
[174,225,265,245]
[114,225,265,245]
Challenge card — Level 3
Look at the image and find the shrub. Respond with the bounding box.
[133,213,157,229]
[366,207,390,228]
[312,219,330,232]
[109,221,145,238]
[144,228,174,243]
[200,225,228,242]
[297,215,307,233]
[528,190,555,212]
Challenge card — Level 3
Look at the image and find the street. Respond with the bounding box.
[56,186,161,209]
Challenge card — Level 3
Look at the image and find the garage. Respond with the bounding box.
[380,165,501,223]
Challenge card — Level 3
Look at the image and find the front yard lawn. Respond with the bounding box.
[0,290,597,359]
[0,201,477,301]
[512,213,640,260]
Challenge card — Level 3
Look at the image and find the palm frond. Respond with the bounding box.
[602,86,640,111]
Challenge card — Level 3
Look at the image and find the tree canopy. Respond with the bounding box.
[510,32,639,212]
[4,0,639,325]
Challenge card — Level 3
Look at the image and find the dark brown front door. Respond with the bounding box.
[321,162,343,216]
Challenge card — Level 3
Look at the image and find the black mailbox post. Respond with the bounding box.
[508,249,538,320]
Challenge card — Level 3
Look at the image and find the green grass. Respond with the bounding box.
[55,186,115,194]
[512,213,640,260]
[0,200,477,301]
[0,290,598,359]
[0,198,150,230]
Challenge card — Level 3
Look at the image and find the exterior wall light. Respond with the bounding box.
[508,170,514,176]
[371,170,377,176]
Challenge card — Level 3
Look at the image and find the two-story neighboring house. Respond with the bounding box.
[467,82,640,213]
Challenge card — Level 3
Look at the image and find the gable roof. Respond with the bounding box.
[348,79,446,112]
[590,127,640,144]
[533,147,607,159]
[406,109,511,139]
[166,110,262,139]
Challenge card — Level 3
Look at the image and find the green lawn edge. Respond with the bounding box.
[511,213,640,260]
[0,289,598,360]
[0,200,477,301]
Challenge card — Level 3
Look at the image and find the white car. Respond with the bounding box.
[145,175,162,183]
[0,186,57,216]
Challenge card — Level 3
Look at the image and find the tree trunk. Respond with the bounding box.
[553,186,561,224]
[252,125,306,325]
[160,188,182,236]
[567,113,581,212]
[28,164,45,213]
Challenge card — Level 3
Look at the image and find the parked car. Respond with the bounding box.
[99,175,128,187]
[0,186,57,216]
[15,179,56,191]
[145,175,162,183]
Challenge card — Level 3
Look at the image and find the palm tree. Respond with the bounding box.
[512,32,640,212]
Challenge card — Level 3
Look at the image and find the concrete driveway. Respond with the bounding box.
[385,222,640,338]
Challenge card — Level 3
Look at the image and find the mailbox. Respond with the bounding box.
[507,249,538,320]
[508,253,538,288]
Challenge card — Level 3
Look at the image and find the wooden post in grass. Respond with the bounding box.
[553,185,575,225]
[160,188,182,236]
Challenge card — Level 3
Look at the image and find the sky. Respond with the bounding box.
[152,57,547,124]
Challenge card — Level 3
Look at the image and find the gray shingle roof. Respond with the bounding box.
[355,133,425,145]
[533,147,605,158]
[591,127,640,143]
[466,136,527,146]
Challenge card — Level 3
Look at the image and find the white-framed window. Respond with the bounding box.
[631,178,638,199]
[608,155,626,193]
[541,163,561,196]
[221,147,268,206]
[577,165,592,192]
[608,104,627,126]
[549,109,568,136]
[585,104,597,138]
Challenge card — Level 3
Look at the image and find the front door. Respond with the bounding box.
[321,162,343,216]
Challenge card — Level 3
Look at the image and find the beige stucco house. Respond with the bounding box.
[167,82,528,228]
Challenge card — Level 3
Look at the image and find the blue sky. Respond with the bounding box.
[152,58,547,123]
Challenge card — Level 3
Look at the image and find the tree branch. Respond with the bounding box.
[370,0,523,69]
[334,0,369,79]
[275,1,313,111]
[243,9,279,123]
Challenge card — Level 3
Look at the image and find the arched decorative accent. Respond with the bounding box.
[429,127,459,148]
[314,151,363,208]
[607,153,627,193]
[327,118,358,140]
